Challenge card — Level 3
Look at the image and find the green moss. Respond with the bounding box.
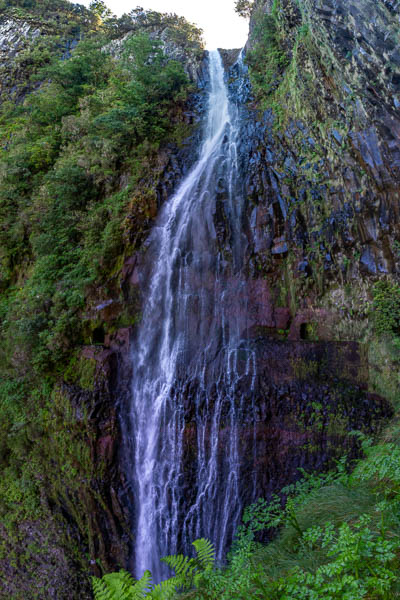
[112,309,141,330]
[246,1,321,130]
[65,353,97,391]
[246,1,289,114]
[302,322,319,341]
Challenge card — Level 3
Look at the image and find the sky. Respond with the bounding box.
[81,0,249,49]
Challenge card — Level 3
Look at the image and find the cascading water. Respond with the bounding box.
[129,49,256,581]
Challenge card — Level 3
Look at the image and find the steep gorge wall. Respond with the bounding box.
[238,0,400,392]
[211,0,400,506]
[206,0,400,515]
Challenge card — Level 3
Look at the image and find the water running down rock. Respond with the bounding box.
[129,49,255,581]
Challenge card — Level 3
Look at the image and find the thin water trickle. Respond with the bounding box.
[129,50,256,581]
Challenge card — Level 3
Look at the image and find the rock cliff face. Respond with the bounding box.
[244,0,400,296]
[216,0,400,406]
[155,25,398,557]
[199,0,400,516]
[199,0,400,527]
[0,3,93,103]
[0,16,50,101]
[41,0,400,586]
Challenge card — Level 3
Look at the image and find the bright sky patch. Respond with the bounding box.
[81,0,249,49]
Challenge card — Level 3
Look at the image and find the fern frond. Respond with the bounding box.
[104,570,135,599]
[92,575,114,600]
[192,538,215,571]
[92,569,151,600]
[162,553,197,580]
[131,570,153,599]
[149,576,179,599]
[92,541,215,600]
[92,570,130,600]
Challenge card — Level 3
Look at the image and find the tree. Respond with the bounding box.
[89,0,112,21]
[234,0,254,18]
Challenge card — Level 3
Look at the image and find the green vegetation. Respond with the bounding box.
[234,0,255,19]
[245,0,338,132]
[0,0,94,18]
[0,31,191,373]
[0,0,99,104]
[0,1,202,594]
[246,0,328,133]
[246,0,289,112]
[93,440,400,599]
[372,280,400,337]
[92,539,215,600]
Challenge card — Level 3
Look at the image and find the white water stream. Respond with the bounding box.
[129,49,255,581]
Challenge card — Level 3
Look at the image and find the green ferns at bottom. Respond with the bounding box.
[92,538,215,600]
[93,443,400,599]
[92,570,153,600]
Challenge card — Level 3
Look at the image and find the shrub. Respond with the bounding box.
[372,280,400,336]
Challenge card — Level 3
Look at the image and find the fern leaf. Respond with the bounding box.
[131,570,152,599]
[103,570,135,599]
[149,576,179,599]
[92,569,149,600]
[92,575,114,600]
[192,538,215,571]
[162,553,197,580]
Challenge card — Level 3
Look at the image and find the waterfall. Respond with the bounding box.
[129,49,255,581]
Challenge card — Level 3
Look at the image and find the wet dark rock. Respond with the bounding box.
[241,0,400,295]
[178,338,391,519]
[360,245,378,274]
[332,129,343,145]
[218,48,242,70]
[60,340,134,573]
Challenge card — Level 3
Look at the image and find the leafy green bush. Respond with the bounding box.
[0,28,192,372]
[93,445,400,599]
[372,280,400,336]
[263,516,398,599]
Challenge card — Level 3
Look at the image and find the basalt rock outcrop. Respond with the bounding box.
[207,0,400,518]
[243,0,400,305]
[213,0,400,530]
[178,336,391,543]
